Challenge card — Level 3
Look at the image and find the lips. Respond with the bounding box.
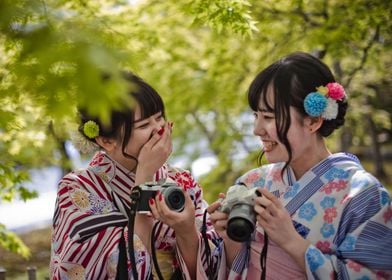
[262,140,277,152]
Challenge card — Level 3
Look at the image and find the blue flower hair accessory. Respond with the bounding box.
[304,82,346,120]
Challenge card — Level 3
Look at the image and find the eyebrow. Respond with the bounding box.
[258,107,274,113]
[133,112,163,124]
[133,118,145,123]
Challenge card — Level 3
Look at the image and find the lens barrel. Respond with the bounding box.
[227,204,256,242]
[162,186,185,212]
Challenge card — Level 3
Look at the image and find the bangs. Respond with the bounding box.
[128,74,166,120]
[248,64,278,112]
[133,88,165,119]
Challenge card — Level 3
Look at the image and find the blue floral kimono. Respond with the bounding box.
[189,153,392,279]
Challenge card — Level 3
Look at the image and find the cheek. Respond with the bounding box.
[129,130,152,149]
[265,122,278,139]
[137,130,153,143]
[286,125,307,148]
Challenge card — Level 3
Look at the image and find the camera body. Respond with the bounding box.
[219,183,261,242]
[133,181,185,213]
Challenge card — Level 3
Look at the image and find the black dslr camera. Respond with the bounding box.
[219,183,262,242]
[132,181,185,213]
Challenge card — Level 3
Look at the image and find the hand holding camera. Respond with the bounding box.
[131,181,185,213]
[219,184,271,242]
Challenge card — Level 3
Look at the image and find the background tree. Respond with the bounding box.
[0,0,391,257]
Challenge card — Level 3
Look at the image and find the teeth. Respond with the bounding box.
[262,141,276,151]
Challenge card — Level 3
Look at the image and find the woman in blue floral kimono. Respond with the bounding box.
[50,72,209,279]
[180,52,392,279]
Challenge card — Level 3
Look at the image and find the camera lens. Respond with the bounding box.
[162,187,185,212]
[227,204,256,242]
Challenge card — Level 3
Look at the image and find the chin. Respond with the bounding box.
[264,151,288,164]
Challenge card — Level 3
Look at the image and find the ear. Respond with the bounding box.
[95,136,117,152]
[305,116,323,133]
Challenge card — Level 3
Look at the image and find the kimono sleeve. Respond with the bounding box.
[304,185,392,279]
[50,172,128,279]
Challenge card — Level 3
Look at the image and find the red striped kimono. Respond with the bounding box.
[50,151,209,279]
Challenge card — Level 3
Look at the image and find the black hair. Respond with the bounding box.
[78,72,165,163]
[248,52,348,169]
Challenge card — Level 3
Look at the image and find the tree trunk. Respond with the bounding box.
[365,114,387,179]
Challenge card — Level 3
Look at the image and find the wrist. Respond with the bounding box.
[134,175,154,186]
[176,226,198,242]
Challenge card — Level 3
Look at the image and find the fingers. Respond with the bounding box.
[152,188,195,225]
[214,219,228,231]
[260,188,281,207]
[218,192,226,199]
[253,188,279,219]
[206,193,225,214]
[153,191,171,219]
[142,121,172,152]
[207,201,221,214]
[155,122,173,155]
[148,197,160,219]
[143,130,162,150]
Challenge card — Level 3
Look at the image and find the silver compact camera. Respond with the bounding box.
[133,181,185,213]
[219,183,262,242]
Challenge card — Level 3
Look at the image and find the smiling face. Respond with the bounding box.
[248,53,340,178]
[106,103,166,171]
[125,104,166,159]
[253,87,306,163]
[253,87,330,179]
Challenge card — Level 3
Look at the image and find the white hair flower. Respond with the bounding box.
[70,131,100,154]
[321,98,339,120]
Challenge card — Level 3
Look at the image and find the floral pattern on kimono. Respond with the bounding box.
[50,151,209,279]
[189,153,392,280]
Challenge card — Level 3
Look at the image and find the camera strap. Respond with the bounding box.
[150,222,165,280]
[201,209,214,280]
[128,186,141,280]
[260,233,268,280]
[129,186,177,280]
[150,216,184,280]
[116,229,128,280]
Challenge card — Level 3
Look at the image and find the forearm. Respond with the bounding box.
[282,234,310,272]
[175,227,199,280]
[224,239,243,268]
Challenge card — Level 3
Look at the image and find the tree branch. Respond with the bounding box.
[344,25,380,88]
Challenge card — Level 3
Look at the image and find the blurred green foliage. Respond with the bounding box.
[0,0,391,256]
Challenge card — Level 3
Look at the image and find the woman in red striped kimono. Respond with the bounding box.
[50,72,209,279]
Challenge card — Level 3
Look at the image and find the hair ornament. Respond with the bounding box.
[83,120,100,139]
[70,131,100,154]
[304,82,346,120]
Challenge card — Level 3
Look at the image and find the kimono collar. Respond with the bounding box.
[88,151,169,185]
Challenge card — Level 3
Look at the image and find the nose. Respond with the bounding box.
[253,118,266,136]
[152,118,165,133]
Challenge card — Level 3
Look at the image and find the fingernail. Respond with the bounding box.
[158,127,164,135]
[149,198,154,205]
[159,193,163,201]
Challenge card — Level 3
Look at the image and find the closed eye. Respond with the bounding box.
[155,114,163,122]
[262,114,274,120]
[137,123,149,129]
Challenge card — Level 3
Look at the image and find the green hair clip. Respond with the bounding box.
[83,120,100,139]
